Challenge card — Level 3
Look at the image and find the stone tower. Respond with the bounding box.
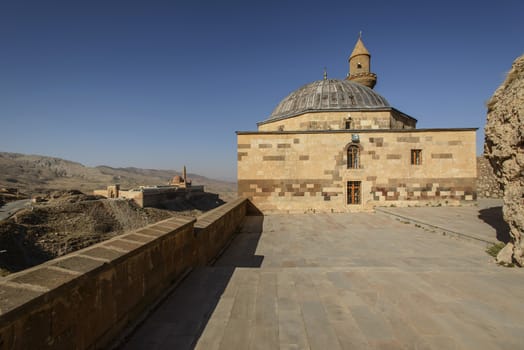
[346,33,377,89]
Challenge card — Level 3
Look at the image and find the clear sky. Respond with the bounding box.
[0,0,523,181]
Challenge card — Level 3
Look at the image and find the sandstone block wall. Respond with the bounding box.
[194,197,248,265]
[238,129,476,213]
[391,109,417,129]
[93,186,206,208]
[258,110,414,132]
[138,187,207,208]
[0,198,247,350]
[93,189,110,197]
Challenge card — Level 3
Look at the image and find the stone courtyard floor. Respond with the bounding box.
[121,201,524,349]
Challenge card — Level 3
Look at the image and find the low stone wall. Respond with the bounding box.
[0,197,247,350]
[193,197,248,265]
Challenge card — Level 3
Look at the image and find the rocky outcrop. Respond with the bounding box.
[476,156,504,198]
[484,54,524,265]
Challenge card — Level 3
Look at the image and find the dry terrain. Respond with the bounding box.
[0,152,237,202]
[0,190,225,276]
[0,152,237,276]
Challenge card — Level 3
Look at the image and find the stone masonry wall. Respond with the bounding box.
[0,198,248,350]
[258,110,397,132]
[238,129,477,213]
[476,156,503,198]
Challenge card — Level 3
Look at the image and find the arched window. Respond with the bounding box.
[347,145,360,169]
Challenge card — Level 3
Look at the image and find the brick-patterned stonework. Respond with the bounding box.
[239,179,342,200]
[391,109,417,129]
[371,178,476,202]
[237,129,477,213]
[239,177,476,213]
[397,136,420,143]
[432,153,453,159]
[258,110,416,132]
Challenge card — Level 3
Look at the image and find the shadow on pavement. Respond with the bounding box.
[120,215,264,350]
[478,206,511,243]
[213,215,264,268]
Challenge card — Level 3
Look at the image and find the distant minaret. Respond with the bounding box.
[346,32,377,89]
[183,165,187,183]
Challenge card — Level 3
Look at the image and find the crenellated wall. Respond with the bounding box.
[0,197,247,350]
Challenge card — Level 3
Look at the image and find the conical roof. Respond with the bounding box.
[350,37,370,58]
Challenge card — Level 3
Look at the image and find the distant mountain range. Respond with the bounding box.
[0,152,237,200]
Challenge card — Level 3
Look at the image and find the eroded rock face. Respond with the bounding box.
[485,54,524,265]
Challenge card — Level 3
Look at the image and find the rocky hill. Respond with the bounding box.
[484,54,524,266]
[0,152,237,201]
[0,153,235,276]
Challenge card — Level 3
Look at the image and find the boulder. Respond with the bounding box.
[496,242,514,265]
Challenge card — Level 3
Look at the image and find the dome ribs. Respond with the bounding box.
[268,79,390,121]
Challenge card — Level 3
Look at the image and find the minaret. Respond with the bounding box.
[346,32,377,89]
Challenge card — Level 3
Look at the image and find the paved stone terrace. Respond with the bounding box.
[376,199,509,245]
[122,208,523,350]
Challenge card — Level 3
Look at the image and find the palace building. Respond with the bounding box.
[237,35,477,213]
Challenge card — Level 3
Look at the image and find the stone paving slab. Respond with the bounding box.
[375,199,508,246]
[121,210,523,350]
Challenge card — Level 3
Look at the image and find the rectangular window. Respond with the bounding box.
[347,181,361,204]
[411,149,422,165]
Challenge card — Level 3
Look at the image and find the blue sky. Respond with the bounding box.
[0,0,523,181]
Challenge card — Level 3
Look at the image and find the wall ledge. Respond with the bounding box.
[0,198,249,350]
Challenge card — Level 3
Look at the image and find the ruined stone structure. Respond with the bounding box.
[107,184,120,199]
[237,36,477,213]
[95,185,205,208]
[484,54,524,265]
[94,166,203,208]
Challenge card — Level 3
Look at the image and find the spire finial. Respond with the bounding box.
[359,30,362,39]
[323,67,327,80]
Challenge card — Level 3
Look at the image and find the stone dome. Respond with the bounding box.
[268,79,390,121]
